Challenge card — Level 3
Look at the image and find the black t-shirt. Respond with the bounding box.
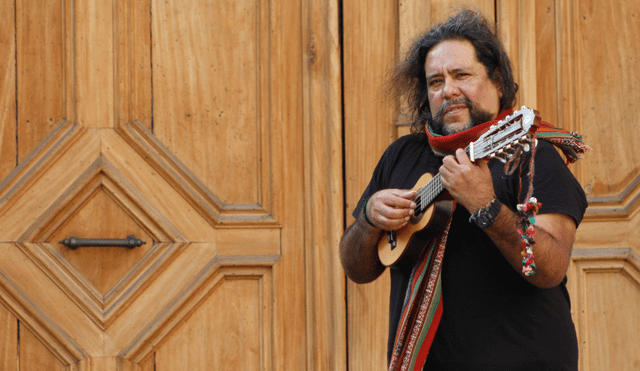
[352,133,588,371]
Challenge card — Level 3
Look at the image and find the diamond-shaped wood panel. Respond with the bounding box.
[0,120,280,363]
[16,155,190,329]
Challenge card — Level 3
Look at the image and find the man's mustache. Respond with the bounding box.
[434,99,472,121]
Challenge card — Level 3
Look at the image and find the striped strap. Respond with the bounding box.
[388,214,454,371]
[536,123,590,164]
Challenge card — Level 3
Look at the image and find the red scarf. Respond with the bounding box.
[426,109,589,163]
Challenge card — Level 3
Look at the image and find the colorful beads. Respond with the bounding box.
[517,197,541,277]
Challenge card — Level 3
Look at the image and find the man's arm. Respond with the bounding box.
[440,149,576,288]
[339,189,416,284]
[482,209,575,288]
[339,213,385,284]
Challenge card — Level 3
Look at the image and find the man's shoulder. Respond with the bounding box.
[533,139,575,171]
[384,133,431,157]
[535,137,560,153]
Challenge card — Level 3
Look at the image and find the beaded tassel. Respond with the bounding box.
[517,197,541,276]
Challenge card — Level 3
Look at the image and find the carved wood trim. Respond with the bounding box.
[120,257,279,364]
[21,157,186,244]
[15,241,190,331]
[0,120,83,221]
[117,121,279,226]
[11,154,193,329]
[115,0,152,128]
[584,174,640,219]
[0,266,86,364]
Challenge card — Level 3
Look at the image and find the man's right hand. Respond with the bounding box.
[366,189,417,231]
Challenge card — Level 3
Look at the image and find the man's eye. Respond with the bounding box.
[428,79,442,87]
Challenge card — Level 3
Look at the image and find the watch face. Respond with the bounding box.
[477,215,491,228]
[471,199,500,228]
[475,210,495,228]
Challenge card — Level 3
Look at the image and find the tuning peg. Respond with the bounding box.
[518,135,536,152]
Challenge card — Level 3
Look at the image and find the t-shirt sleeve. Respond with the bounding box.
[496,139,588,227]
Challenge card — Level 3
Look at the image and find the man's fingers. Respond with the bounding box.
[475,158,489,169]
[367,189,418,230]
[372,192,415,217]
[375,207,412,230]
[388,190,417,208]
[455,148,472,165]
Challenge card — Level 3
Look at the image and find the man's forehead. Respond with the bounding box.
[424,40,481,73]
[427,38,476,56]
[425,60,480,78]
[426,65,473,75]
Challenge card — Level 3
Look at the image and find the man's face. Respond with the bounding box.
[424,39,503,134]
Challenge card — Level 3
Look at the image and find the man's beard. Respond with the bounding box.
[428,98,495,135]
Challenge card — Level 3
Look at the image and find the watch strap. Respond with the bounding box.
[469,197,502,228]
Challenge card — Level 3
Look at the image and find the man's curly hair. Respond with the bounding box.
[387,9,518,134]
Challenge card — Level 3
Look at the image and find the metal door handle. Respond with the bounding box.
[59,235,146,249]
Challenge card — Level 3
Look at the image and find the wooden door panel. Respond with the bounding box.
[571,254,640,370]
[0,120,281,361]
[116,0,153,129]
[0,303,17,371]
[0,0,17,180]
[21,324,67,371]
[573,0,640,201]
[0,0,323,369]
[75,0,116,128]
[152,0,268,207]
[15,0,65,158]
[152,275,267,370]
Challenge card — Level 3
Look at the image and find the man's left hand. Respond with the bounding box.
[439,148,495,213]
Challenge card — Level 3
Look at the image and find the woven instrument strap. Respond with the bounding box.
[388,213,453,371]
[388,109,589,370]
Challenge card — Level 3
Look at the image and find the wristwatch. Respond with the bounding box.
[469,197,502,228]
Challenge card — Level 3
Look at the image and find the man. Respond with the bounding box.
[339,9,588,371]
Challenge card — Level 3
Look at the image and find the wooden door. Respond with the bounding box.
[343,1,640,370]
[0,0,345,370]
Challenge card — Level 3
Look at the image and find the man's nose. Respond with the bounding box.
[442,77,460,99]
